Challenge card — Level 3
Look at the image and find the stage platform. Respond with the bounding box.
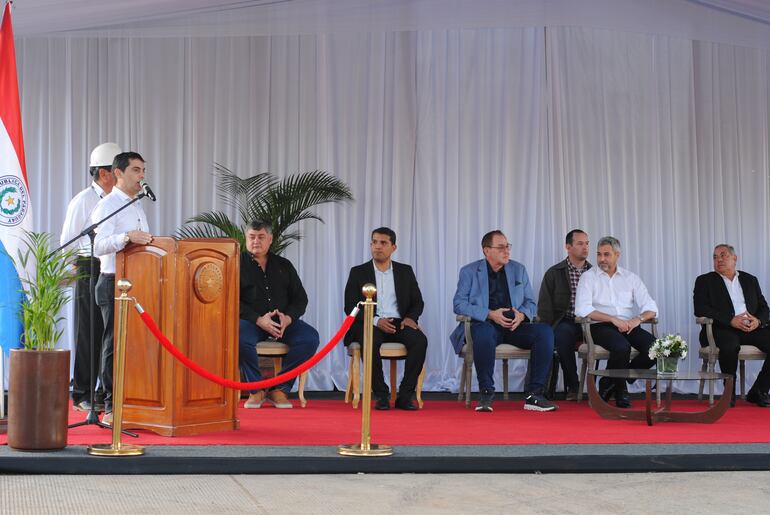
[2,393,769,474]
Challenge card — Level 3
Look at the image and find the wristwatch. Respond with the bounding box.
[123,232,130,245]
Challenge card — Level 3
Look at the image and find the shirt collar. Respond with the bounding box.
[597,265,626,278]
[112,186,132,202]
[719,271,740,283]
[372,260,393,274]
[91,181,106,198]
[566,259,588,272]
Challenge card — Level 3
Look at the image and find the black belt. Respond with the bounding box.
[100,273,115,277]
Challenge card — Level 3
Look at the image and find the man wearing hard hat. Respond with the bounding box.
[60,142,122,413]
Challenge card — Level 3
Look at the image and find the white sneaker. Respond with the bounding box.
[244,391,267,409]
[268,389,293,409]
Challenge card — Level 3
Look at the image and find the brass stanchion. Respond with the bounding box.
[88,279,145,457]
[338,284,393,456]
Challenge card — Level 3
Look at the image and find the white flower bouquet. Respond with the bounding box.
[649,334,688,360]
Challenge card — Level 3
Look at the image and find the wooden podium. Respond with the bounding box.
[115,237,240,436]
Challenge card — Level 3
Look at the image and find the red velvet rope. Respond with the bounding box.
[138,309,355,390]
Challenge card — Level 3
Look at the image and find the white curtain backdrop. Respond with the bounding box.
[14,18,770,393]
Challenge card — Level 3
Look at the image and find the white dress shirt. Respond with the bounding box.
[59,182,105,256]
[373,261,400,325]
[575,266,658,320]
[92,187,150,274]
[720,271,747,315]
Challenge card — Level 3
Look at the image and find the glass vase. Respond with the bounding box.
[656,355,679,376]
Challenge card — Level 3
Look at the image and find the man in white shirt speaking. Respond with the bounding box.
[92,151,154,424]
[575,236,658,408]
[60,142,121,412]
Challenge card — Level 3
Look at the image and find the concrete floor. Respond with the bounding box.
[1,472,769,514]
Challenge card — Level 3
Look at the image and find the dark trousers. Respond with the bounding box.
[239,318,320,394]
[95,273,115,412]
[470,321,554,394]
[702,326,770,394]
[72,257,104,404]
[554,319,582,389]
[348,320,428,400]
[589,323,655,388]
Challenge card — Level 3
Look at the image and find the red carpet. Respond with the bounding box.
[2,398,768,447]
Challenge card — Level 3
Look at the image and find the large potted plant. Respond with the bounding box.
[177,165,353,253]
[7,231,76,450]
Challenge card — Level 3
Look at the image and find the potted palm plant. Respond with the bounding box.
[177,165,353,253]
[7,231,77,450]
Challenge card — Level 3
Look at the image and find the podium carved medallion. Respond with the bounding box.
[194,262,224,303]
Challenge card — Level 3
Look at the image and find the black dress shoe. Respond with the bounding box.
[395,398,418,411]
[598,376,615,402]
[746,389,770,407]
[615,387,632,409]
[375,396,390,410]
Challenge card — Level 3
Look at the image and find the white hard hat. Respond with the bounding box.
[89,142,122,168]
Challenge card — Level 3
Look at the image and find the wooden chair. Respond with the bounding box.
[344,342,426,409]
[255,341,308,408]
[696,317,768,405]
[575,316,659,405]
[455,315,535,408]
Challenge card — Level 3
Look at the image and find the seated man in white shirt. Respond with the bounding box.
[575,236,658,408]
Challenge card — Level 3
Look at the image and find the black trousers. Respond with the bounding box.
[72,257,104,404]
[589,323,655,388]
[348,319,428,400]
[702,326,770,394]
[95,273,115,412]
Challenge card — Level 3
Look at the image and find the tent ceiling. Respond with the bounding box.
[6,0,770,38]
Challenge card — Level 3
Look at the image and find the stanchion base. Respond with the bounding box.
[87,443,145,456]
[337,443,393,457]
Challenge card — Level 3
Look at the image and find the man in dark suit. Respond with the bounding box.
[344,227,427,411]
[694,244,770,407]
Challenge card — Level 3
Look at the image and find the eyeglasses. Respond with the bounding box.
[486,244,511,251]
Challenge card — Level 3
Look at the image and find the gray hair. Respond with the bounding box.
[597,236,621,253]
[247,220,273,234]
[714,243,735,256]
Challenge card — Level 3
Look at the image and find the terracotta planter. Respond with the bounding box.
[7,348,70,450]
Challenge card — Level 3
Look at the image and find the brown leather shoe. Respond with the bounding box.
[268,389,293,409]
[244,390,267,409]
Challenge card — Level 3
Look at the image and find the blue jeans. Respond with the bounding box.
[239,318,319,394]
[470,321,554,393]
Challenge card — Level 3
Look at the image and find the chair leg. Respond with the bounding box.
[299,372,307,408]
[458,360,466,401]
[502,360,509,400]
[390,360,397,403]
[344,354,353,404]
[352,347,361,409]
[464,360,472,408]
[547,352,559,399]
[416,366,426,409]
[740,360,746,400]
[272,357,282,377]
[577,359,587,403]
[698,360,706,401]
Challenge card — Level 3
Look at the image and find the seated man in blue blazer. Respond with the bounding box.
[450,230,557,412]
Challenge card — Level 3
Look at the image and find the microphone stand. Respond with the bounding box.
[53,191,150,438]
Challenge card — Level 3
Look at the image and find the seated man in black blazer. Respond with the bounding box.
[344,227,427,410]
[694,244,770,407]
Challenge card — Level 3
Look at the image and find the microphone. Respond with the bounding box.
[140,180,157,201]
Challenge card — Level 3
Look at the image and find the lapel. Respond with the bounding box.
[505,260,517,294]
[738,271,754,308]
[476,260,489,304]
[392,262,406,308]
[364,260,377,299]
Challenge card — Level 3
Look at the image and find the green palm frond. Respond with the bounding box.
[15,231,78,350]
[176,211,246,248]
[177,167,353,254]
